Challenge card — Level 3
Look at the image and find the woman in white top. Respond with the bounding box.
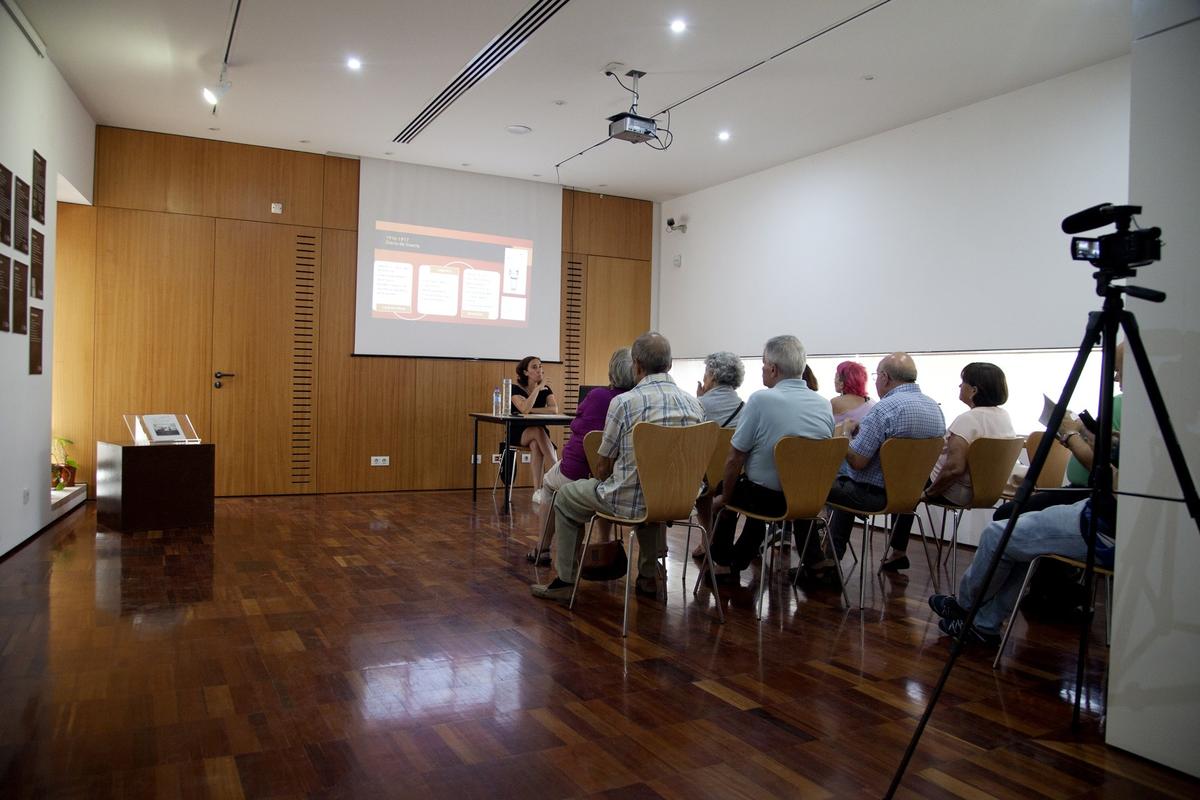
[882,362,1017,570]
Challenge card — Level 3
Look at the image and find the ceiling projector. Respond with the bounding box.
[607,111,658,143]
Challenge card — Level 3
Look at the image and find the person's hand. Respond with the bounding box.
[696,380,706,397]
[1058,413,1084,436]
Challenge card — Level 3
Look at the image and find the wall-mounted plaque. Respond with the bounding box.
[14,176,30,255]
[0,254,9,332]
[29,307,43,375]
[0,163,11,246]
[32,151,47,225]
[30,229,44,299]
[13,261,28,335]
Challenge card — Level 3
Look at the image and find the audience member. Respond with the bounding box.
[510,356,559,504]
[802,365,819,392]
[929,496,1114,645]
[696,351,746,427]
[802,353,945,580]
[876,363,1017,568]
[530,332,703,602]
[830,360,875,429]
[708,336,834,577]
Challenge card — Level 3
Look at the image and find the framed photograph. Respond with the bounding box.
[143,413,186,442]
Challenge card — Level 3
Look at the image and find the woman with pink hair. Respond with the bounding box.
[831,360,874,428]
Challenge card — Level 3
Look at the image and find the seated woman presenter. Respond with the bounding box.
[880,361,1016,571]
[830,360,874,434]
[510,356,560,505]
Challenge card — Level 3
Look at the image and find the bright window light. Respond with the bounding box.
[670,19,687,33]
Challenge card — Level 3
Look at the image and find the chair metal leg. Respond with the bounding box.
[694,507,725,596]
[568,515,598,610]
[847,538,859,565]
[795,519,817,584]
[756,523,775,620]
[993,556,1043,669]
[859,517,872,609]
[920,504,939,592]
[700,521,725,624]
[948,509,963,589]
[622,525,636,637]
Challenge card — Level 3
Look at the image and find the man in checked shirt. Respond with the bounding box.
[531,332,703,602]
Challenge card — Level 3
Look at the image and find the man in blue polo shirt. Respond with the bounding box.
[804,352,944,580]
[708,335,834,578]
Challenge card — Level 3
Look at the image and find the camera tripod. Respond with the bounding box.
[887,213,1200,797]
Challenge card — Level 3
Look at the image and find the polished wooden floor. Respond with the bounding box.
[1,491,1196,799]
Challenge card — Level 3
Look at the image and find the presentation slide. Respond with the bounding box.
[371,222,532,326]
[355,158,562,360]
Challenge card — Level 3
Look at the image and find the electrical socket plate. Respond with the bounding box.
[370,456,389,466]
[491,454,503,464]
[520,453,531,463]
[471,455,481,464]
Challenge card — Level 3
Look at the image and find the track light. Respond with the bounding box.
[202,81,231,106]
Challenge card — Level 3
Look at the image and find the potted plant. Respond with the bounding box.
[51,436,79,489]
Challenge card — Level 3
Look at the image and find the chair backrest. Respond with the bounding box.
[631,421,719,523]
[702,427,736,497]
[583,430,604,477]
[774,436,849,520]
[964,436,1027,508]
[1026,431,1070,488]
[879,437,945,514]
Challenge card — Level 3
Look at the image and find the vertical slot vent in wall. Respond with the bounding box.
[292,232,320,488]
[562,257,585,414]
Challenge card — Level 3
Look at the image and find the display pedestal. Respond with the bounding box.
[96,442,215,532]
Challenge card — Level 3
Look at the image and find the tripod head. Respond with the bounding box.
[1062,203,1164,299]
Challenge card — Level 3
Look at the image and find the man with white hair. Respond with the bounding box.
[708,336,834,578]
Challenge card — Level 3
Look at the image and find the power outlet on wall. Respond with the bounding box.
[370,456,390,467]
[520,453,532,463]
[491,454,503,464]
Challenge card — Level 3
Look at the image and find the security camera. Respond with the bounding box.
[666,217,675,228]
[666,217,687,234]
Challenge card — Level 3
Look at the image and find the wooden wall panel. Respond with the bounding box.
[563,189,653,261]
[51,203,97,493]
[322,156,359,231]
[202,140,324,227]
[93,208,214,447]
[211,221,320,496]
[582,256,652,386]
[95,127,205,215]
[315,229,563,493]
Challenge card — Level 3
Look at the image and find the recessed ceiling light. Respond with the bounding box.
[506,124,532,135]
[862,74,876,81]
[670,19,687,34]
[553,99,567,106]
[298,139,310,144]
[461,162,471,167]
[717,130,731,141]
[208,127,220,132]
[347,57,362,71]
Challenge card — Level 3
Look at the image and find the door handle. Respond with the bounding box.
[214,370,237,388]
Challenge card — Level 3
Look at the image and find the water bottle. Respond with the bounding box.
[502,378,513,415]
[492,387,502,416]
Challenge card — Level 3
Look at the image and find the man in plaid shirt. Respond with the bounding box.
[532,332,703,602]
[803,352,945,581]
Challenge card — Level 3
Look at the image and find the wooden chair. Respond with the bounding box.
[568,421,723,637]
[1002,432,1070,498]
[531,430,604,563]
[491,441,532,505]
[828,437,943,609]
[694,437,849,617]
[993,553,1113,669]
[921,437,1026,591]
[682,427,736,576]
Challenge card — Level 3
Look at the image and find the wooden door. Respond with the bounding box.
[583,255,651,385]
[94,208,214,445]
[211,220,320,495]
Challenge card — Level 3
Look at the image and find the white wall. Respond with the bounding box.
[0,11,95,557]
[1107,1,1200,777]
[658,57,1131,358]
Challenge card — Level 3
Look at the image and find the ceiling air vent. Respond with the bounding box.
[393,0,573,144]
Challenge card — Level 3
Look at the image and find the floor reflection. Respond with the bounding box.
[94,528,214,623]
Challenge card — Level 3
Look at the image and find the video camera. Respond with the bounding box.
[1063,203,1161,273]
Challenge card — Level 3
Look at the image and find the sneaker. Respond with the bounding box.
[530,578,573,602]
[937,616,1001,647]
[635,563,667,599]
[928,594,966,621]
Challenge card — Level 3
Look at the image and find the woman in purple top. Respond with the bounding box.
[541,348,636,493]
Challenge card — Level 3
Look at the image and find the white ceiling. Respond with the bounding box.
[21,0,1132,202]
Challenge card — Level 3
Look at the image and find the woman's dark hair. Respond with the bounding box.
[516,356,539,387]
[802,365,819,391]
[961,362,1008,407]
